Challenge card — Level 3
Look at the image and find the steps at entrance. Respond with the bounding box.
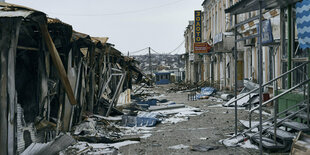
[266,128,295,141]
[281,121,310,132]
[251,135,285,149]
[296,112,310,121]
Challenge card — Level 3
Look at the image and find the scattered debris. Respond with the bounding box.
[239,139,259,150]
[291,132,310,155]
[169,144,190,150]
[222,93,258,107]
[21,134,76,155]
[148,104,186,111]
[221,135,246,147]
[60,141,139,155]
[122,115,159,127]
[190,144,219,152]
[221,94,234,101]
[140,134,152,139]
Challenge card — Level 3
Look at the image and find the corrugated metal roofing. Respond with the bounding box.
[48,18,72,28]
[92,37,109,45]
[225,0,301,15]
[0,2,44,18]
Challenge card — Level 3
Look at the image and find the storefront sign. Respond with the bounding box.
[213,33,223,44]
[257,19,273,44]
[195,10,202,42]
[194,42,212,54]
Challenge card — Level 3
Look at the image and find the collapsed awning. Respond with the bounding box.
[225,0,301,15]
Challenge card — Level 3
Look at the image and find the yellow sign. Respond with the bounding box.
[195,10,202,42]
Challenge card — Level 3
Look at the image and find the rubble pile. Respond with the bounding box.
[57,84,204,154]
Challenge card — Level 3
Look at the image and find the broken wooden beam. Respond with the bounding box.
[39,23,77,105]
[17,45,39,51]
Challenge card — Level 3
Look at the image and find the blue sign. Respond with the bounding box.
[257,19,273,44]
[296,0,310,49]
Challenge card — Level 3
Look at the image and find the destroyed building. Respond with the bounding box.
[0,3,147,154]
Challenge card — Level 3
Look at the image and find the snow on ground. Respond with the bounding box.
[153,106,204,124]
[208,104,246,109]
[168,144,190,150]
[238,140,258,150]
[89,141,140,149]
[162,117,188,124]
[117,126,155,135]
[152,106,202,116]
[221,135,245,147]
[253,109,271,116]
[91,115,122,121]
[140,133,152,139]
[221,135,258,150]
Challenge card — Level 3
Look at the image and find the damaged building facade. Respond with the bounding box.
[0,3,146,155]
[184,0,307,91]
[184,0,310,153]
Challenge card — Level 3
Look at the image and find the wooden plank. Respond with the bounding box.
[17,45,39,51]
[39,23,77,105]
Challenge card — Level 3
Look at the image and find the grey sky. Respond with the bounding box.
[7,0,203,55]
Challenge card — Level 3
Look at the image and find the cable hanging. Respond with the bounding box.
[46,0,187,17]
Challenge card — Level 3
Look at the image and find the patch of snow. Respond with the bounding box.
[162,117,188,124]
[208,104,246,109]
[239,120,271,129]
[140,133,152,139]
[168,144,190,150]
[91,115,122,121]
[150,106,203,124]
[221,135,245,147]
[174,110,203,117]
[117,126,155,135]
[238,140,258,149]
[152,106,201,116]
[89,140,140,149]
[253,110,271,116]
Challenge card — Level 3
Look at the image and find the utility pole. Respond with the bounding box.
[148,47,152,77]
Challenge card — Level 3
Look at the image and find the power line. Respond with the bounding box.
[150,48,161,55]
[168,40,185,55]
[130,47,148,54]
[46,0,187,17]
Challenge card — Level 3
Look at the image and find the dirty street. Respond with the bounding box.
[1,0,310,155]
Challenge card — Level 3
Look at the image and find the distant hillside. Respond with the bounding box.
[132,54,185,74]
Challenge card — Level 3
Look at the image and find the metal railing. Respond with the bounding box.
[249,78,310,128]
[228,99,308,140]
[229,61,309,106]
[228,61,310,145]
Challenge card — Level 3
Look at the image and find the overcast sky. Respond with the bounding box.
[7,0,203,55]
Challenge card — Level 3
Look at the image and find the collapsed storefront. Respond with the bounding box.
[0,3,146,155]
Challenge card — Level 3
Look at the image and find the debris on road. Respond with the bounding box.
[169,144,190,150]
[190,144,219,152]
[60,140,140,155]
[21,134,76,155]
[291,131,310,155]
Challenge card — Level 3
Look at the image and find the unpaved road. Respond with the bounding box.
[119,84,261,155]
